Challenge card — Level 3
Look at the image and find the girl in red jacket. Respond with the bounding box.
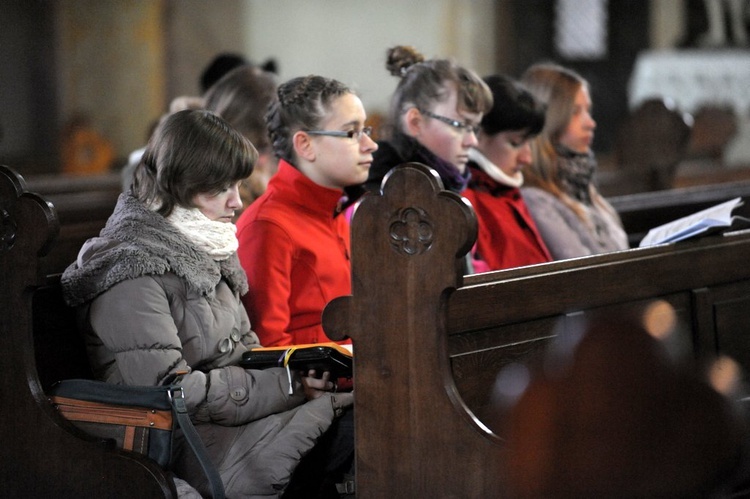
[236,75,378,347]
[463,74,553,271]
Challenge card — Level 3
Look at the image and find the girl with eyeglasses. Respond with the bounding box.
[520,63,628,259]
[236,75,378,348]
[237,76,373,496]
[364,45,493,198]
[356,45,492,273]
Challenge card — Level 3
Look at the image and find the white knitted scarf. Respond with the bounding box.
[468,147,524,188]
[166,205,238,261]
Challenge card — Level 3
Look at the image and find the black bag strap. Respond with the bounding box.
[168,386,226,499]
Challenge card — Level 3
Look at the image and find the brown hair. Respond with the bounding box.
[132,109,257,217]
[385,45,493,134]
[203,65,278,153]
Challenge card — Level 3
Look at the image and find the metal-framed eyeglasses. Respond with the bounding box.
[418,108,480,135]
[305,126,373,142]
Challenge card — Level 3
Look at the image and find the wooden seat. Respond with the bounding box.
[25,172,122,275]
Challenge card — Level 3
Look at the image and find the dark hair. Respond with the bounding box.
[200,53,249,93]
[480,75,546,137]
[132,109,257,217]
[203,65,278,152]
[265,75,352,163]
[385,45,493,132]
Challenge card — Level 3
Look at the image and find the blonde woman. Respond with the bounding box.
[520,63,628,259]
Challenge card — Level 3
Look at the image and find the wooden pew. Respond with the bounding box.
[323,163,750,498]
[0,165,176,497]
[7,159,749,497]
[25,172,121,275]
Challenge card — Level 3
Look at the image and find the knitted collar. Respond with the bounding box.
[61,194,248,307]
[555,145,597,205]
[468,147,524,188]
[167,205,238,261]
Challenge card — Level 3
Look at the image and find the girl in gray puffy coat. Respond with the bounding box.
[62,109,352,498]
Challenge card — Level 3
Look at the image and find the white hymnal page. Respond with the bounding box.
[639,197,747,247]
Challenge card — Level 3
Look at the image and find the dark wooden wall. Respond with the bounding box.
[495,0,651,154]
[0,2,58,172]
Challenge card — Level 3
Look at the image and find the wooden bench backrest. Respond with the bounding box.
[324,162,750,498]
[0,165,175,497]
[613,97,692,193]
[26,173,121,276]
[324,163,507,497]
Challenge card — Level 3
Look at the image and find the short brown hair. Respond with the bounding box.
[132,109,257,217]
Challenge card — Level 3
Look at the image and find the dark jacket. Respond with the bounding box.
[366,131,470,195]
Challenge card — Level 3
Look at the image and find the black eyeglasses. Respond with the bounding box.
[305,126,373,141]
[418,109,480,135]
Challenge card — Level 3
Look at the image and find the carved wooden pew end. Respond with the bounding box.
[326,162,750,497]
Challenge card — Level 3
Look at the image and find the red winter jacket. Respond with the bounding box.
[237,160,352,346]
[463,165,552,271]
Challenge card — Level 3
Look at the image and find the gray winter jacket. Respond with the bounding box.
[521,187,629,260]
[62,194,350,498]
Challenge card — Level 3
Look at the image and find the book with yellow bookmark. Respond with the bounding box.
[239,342,353,379]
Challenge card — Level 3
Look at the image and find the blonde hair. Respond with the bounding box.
[520,63,610,224]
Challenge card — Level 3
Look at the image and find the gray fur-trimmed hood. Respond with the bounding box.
[61,193,248,307]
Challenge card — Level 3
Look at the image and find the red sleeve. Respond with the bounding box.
[237,219,295,347]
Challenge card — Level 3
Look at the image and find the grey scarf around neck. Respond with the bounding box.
[555,146,597,205]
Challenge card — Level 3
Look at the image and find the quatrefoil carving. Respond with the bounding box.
[389,207,433,255]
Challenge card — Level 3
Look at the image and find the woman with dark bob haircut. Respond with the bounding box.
[62,109,352,497]
[463,74,552,272]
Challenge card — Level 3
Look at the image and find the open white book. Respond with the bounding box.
[639,197,750,247]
